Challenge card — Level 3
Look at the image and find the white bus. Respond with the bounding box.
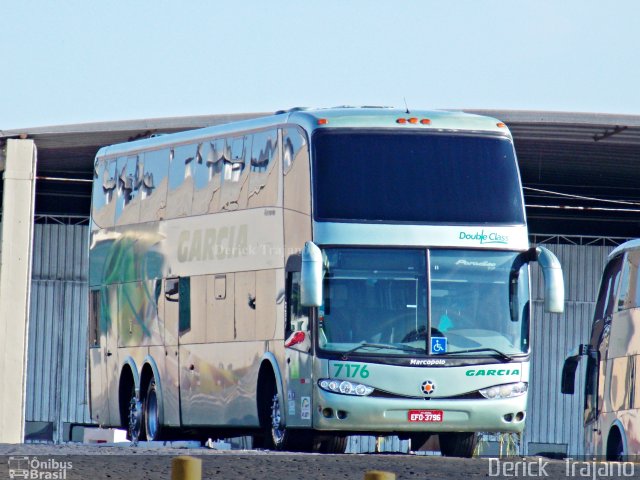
[563,239,640,460]
[88,107,564,456]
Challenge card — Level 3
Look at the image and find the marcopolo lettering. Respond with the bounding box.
[177,225,249,262]
[465,369,520,376]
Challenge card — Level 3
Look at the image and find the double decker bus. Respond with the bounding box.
[88,107,564,456]
[563,240,640,460]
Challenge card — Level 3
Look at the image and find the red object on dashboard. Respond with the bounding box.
[285,331,306,348]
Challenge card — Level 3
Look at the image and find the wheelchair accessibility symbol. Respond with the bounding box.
[431,337,447,354]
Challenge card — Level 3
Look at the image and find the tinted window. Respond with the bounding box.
[313,130,524,224]
[220,135,250,210]
[115,155,142,225]
[619,250,640,310]
[283,127,308,174]
[248,129,279,206]
[139,149,170,223]
[593,255,623,320]
[192,139,225,214]
[92,158,117,228]
[166,144,197,218]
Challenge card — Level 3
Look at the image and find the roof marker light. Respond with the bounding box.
[317,118,329,125]
[408,117,419,124]
[396,118,407,124]
[420,118,431,125]
[497,122,507,128]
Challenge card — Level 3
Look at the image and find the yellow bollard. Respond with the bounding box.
[364,471,396,480]
[171,456,202,480]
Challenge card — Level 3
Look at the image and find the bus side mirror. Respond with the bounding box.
[561,344,589,394]
[535,246,565,313]
[301,241,323,307]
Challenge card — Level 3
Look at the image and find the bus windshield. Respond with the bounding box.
[318,248,530,357]
[312,130,524,224]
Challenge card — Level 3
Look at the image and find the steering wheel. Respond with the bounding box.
[402,326,445,342]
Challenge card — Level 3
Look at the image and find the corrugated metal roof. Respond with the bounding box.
[2,109,640,236]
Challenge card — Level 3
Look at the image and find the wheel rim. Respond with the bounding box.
[270,393,286,447]
[128,394,142,444]
[146,386,158,440]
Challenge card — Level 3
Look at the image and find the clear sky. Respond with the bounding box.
[1,1,639,129]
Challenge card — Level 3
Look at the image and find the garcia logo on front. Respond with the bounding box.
[459,230,508,245]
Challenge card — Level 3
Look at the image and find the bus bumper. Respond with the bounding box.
[313,389,528,433]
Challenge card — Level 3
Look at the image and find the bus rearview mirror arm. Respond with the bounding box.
[534,246,565,314]
[561,344,590,394]
[301,241,323,307]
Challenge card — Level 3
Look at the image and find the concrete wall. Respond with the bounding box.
[0,139,37,443]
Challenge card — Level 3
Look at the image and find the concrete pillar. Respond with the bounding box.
[0,139,37,443]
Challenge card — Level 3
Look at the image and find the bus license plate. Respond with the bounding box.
[408,410,443,422]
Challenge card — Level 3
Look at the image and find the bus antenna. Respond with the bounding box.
[404,98,410,114]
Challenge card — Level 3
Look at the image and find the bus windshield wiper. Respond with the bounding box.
[341,342,424,360]
[443,348,514,362]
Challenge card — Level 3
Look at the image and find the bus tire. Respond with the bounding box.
[317,435,348,453]
[606,427,625,461]
[439,432,478,458]
[407,433,431,451]
[127,384,144,443]
[144,377,162,441]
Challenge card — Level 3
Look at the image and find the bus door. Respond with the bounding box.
[88,289,110,423]
[585,254,623,454]
[284,271,313,427]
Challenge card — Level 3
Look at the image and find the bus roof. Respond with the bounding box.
[95,107,511,159]
[609,239,640,259]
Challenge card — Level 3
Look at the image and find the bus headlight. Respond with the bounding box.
[318,379,374,396]
[479,382,528,399]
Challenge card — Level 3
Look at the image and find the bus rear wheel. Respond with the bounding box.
[144,378,162,441]
[439,432,478,458]
[127,386,144,443]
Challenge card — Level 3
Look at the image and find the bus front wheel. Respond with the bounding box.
[439,432,478,458]
[269,392,287,449]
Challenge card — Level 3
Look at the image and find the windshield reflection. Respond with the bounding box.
[317,248,530,357]
[318,249,427,354]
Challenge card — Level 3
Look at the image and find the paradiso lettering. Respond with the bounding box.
[459,230,508,245]
[177,225,249,262]
[465,368,520,377]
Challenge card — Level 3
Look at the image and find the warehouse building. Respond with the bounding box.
[1,110,639,455]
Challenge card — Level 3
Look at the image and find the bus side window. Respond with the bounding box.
[115,155,142,225]
[283,127,310,215]
[248,129,279,208]
[179,277,191,334]
[89,290,101,347]
[92,158,117,228]
[192,141,221,214]
[583,350,599,423]
[220,135,250,211]
[139,148,170,222]
[593,255,623,321]
[626,251,640,309]
[166,144,197,219]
